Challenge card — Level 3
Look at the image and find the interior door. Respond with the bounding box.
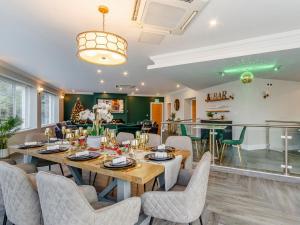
[151,103,163,134]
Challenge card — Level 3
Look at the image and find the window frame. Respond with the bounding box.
[41,91,59,127]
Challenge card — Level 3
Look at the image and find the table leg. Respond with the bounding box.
[67,166,84,185]
[98,178,117,201]
[24,155,39,165]
[116,179,131,202]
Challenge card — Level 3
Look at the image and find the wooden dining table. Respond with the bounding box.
[9,145,190,201]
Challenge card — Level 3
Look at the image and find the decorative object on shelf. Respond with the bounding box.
[206,112,214,119]
[174,99,180,111]
[76,5,128,66]
[205,90,234,102]
[240,71,254,84]
[0,116,22,158]
[71,97,85,123]
[263,82,273,99]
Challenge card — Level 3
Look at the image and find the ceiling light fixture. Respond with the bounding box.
[141,82,145,86]
[176,84,180,88]
[97,69,102,73]
[209,19,218,27]
[224,64,276,74]
[76,5,128,66]
[240,71,254,84]
[135,88,139,91]
[100,79,104,84]
[103,91,107,94]
[123,71,128,76]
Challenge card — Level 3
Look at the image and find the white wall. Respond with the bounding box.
[164,78,300,151]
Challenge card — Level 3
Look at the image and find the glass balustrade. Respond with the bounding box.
[161,121,300,177]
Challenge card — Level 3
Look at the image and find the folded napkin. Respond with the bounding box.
[112,156,127,165]
[75,151,90,157]
[155,152,168,158]
[24,141,38,146]
[50,137,57,141]
[46,145,60,150]
[122,140,131,145]
[157,144,166,150]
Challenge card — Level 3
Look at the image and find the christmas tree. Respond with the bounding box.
[70,97,85,123]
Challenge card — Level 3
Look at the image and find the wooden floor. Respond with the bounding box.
[2,157,300,225]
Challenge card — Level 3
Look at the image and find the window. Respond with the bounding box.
[0,76,36,129]
[41,92,59,126]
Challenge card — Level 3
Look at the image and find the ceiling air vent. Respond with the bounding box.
[132,0,210,38]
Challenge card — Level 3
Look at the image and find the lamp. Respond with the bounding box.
[76,5,128,66]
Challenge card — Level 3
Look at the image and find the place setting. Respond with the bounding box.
[17,141,44,149]
[102,156,136,170]
[37,145,69,154]
[66,150,101,161]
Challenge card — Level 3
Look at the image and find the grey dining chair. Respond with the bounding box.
[36,171,141,225]
[0,161,37,224]
[142,152,211,225]
[165,136,193,169]
[0,162,42,225]
[116,132,134,144]
[146,133,161,147]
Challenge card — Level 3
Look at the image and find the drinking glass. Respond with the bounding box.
[44,128,52,144]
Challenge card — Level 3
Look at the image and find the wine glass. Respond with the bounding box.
[61,126,66,143]
[44,128,52,144]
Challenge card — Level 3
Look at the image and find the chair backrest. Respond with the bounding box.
[36,172,94,225]
[0,162,42,225]
[25,132,48,142]
[184,152,211,221]
[165,136,193,169]
[147,133,161,147]
[239,126,247,143]
[116,132,134,144]
[180,124,188,136]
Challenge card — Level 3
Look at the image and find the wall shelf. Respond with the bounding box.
[206,110,230,113]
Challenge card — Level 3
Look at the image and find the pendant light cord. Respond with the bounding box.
[102,13,105,31]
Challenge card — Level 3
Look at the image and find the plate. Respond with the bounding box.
[67,152,101,161]
[145,153,175,161]
[103,158,136,169]
[38,147,69,154]
[18,143,44,149]
[150,146,175,152]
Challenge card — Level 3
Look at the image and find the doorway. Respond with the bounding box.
[150,102,164,134]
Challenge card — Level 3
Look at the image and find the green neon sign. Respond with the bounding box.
[224,64,276,74]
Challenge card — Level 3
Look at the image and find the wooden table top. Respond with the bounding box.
[9,145,190,185]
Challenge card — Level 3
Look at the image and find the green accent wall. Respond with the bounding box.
[64,93,164,124]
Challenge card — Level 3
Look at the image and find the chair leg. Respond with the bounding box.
[59,164,64,176]
[194,140,199,157]
[92,173,98,186]
[237,145,242,163]
[149,217,154,225]
[199,215,204,225]
[151,177,158,191]
[88,172,92,184]
[220,144,226,163]
[215,140,219,156]
[3,212,7,225]
[48,165,51,171]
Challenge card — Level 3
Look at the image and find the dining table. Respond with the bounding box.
[9,144,190,202]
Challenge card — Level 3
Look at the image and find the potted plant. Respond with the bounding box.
[0,116,22,158]
[206,111,214,119]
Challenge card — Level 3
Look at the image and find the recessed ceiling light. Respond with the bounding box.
[274,66,282,71]
[135,88,139,91]
[97,69,102,74]
[103,91,107,94]
[119,87,122,91]
[123,71,128,76]
[156,93,160,96]
[209,19,217,27]
[100,79,104,84]
[176,84,180,88]
[141,82,145,86]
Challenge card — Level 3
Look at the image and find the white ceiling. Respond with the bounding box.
[1,0,300,94]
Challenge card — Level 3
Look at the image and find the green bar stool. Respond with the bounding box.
[220,126,246,163]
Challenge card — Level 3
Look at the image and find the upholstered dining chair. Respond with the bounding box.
[146,133,161,147]
[25,132,65,175]
[0,162,42,225]
[36,171,141,225]
[165,136,193,169]
[141,152,211,225]
[116,132,134,144]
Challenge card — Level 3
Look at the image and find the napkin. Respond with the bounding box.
[157,144,166,150]
[75,151,90,157]
[155,152,168,158]
[122,140,131,145]
[112,156,127,165]
[24,141,37,146]
[46,145,60,150]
